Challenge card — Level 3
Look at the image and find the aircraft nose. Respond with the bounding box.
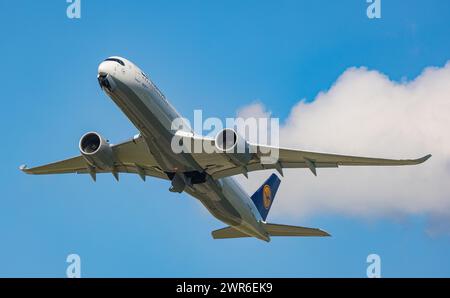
[97,61,117,91]
[98,61,114,76]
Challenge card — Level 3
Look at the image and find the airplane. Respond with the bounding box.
[20,56,431,242]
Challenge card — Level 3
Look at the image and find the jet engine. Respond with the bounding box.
[79,132,115,170]
[215,128,253,167]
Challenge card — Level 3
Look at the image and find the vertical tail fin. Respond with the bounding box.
[250,173,281,221]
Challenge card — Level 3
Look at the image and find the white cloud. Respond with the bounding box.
[236,101,272,120]
[236,62,450,232]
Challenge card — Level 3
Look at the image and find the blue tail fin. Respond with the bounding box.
[250,174,281,221]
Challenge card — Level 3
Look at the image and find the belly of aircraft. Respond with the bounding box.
[107,75,255,232]
[186,183,243,227]
[108,78,203,173]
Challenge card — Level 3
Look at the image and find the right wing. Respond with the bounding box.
[20,136,168,180]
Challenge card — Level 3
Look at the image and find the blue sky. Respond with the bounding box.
[0,0,449,277]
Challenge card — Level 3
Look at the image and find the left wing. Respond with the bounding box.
[20,136,168,181]
[190,138,431,179]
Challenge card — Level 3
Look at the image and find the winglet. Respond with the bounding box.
[19,164,31,174]
[317,229,331,237]
[416,154,432,164]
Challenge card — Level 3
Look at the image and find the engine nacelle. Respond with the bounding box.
[79,132,114,170]
[215,128,252,166]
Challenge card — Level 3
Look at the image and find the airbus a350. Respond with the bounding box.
[21,57,431,241]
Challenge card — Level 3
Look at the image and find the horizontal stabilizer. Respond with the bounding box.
[211,226,249,239]
[262,223,330,237]
[211,223,330,240]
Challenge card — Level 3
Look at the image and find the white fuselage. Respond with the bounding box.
[98,57,270,241]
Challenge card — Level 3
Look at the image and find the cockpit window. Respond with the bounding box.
[104,58,125,66]
[141,72,148,79]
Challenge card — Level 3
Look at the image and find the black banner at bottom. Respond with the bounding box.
[0,278,449,296]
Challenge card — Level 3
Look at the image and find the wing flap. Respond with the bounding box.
[210,161,339,179]
[74,164,168,180]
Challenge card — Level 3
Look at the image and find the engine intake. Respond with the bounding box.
[215,128,252,166]
[215,128,238,152]
[79,132,114,170]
